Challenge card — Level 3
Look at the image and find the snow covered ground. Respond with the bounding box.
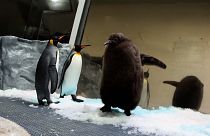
[0,89,210,136]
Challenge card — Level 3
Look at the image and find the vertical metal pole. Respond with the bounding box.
[75,0,91,45]
[68,0,91,47]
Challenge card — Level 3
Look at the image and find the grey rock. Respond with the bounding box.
[0,37,2,89]
[0,36,102,98]
[78,53,102,98]
[1,36,47,90]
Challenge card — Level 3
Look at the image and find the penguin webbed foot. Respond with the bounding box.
[38,100,52,106]
[71,95,84,102]
[60,95,65,98]
[100,105,111,112]
[124,110,131,116]
[38,100,45,106]
[47,100,53,105]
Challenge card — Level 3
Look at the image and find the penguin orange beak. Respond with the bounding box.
[57,34,70,44]
[81,44,91,48]
[58,35,65,40]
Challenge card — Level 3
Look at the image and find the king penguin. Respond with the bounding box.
[58,44,91,102]
[139,69,150,108]
[35,33,66,105]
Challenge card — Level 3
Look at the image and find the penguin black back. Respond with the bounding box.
[35,43,58,105]
[35,32,66,105]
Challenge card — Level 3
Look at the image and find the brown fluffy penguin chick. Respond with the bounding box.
[163,76,204,111]
[100,33,143,116]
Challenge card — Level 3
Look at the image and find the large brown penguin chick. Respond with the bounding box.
[100,33,143,116]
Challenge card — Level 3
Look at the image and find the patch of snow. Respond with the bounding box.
[28,104,38,108]
[0,88,38,103]
[0,89,210,136]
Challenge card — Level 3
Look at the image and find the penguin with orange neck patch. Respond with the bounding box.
[35,33,67,105]
[58,44,91,102]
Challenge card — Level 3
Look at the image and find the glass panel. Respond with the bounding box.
[23,0,78,40]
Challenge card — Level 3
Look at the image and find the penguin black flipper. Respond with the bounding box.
[49,54,59,94]
[58,59,71,89]
[163,81,179,87]
[140,54,167,69]
[49,66,58,94]
[58,50,74,89]
[58,50,75,89]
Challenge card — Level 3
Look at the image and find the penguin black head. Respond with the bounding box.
[74,44,91,52]
[104,33,130,46]
[49,32,70,47]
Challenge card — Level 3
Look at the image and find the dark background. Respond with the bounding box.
[0,0,78,40]
[0,0,209,40]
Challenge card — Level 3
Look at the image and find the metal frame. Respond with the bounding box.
[69,0,91,46]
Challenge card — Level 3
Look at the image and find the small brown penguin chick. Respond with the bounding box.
[163,76,204,111]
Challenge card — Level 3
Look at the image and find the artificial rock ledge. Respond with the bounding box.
[0,36,102,98]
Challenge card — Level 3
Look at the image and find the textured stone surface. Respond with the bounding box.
[77,53,102,98]
[1,36,47,90]
[0,36,102,98]
[0,37,2,89]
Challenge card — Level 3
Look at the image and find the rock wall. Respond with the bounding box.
[77,53,102,98]
[0,37,2,89]
[0,36,102,98]
[1,36,47,90]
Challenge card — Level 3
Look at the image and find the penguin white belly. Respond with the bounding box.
[61,54,82,95]
[48,50,59,92]
[139,79,148,108]
[56,50,60,71]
